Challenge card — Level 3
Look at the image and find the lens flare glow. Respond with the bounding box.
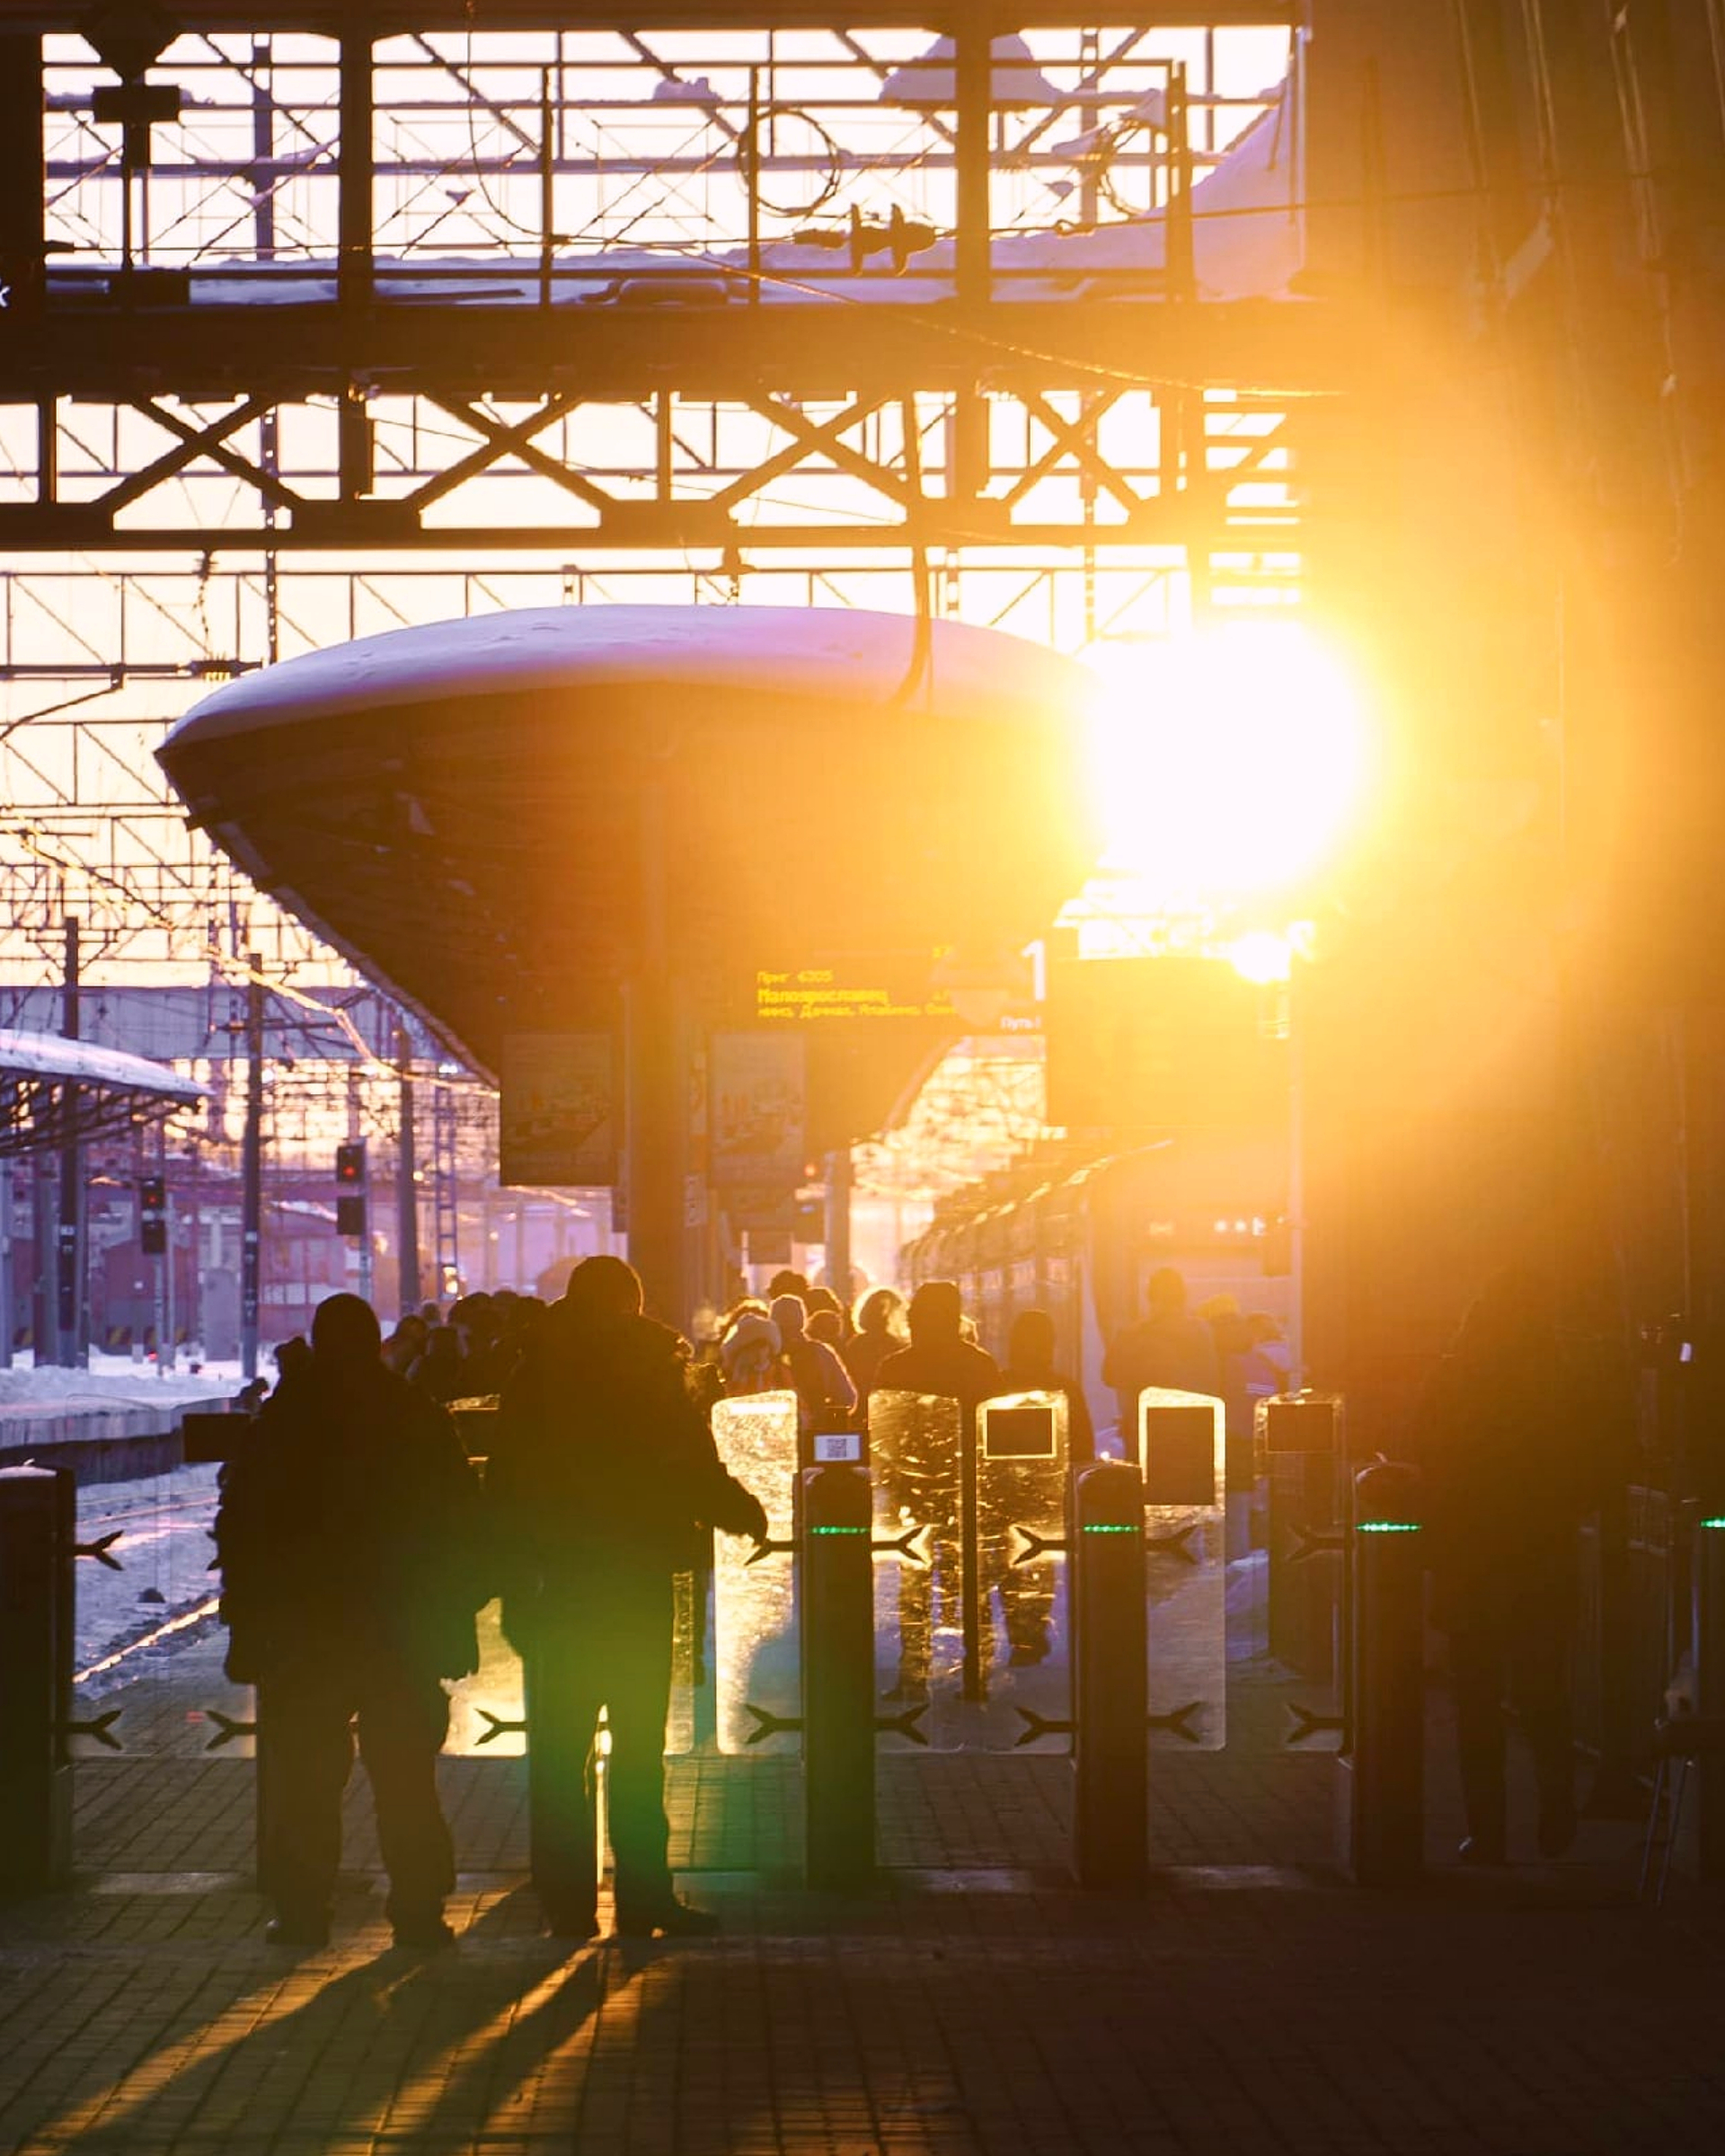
[1083,624,1371,905]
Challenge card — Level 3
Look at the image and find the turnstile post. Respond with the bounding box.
[1337,1458,1424,1885]
[1070,1460,1147,1890]
[0,1465,75,1898]
[800,1462,875,1889]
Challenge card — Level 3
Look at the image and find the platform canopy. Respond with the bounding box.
[0,1029,204,1158]
[158,605,1101,1085]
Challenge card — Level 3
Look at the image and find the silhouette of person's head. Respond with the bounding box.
[770,1294,809,1345]
[563,1254,644,1323]
[273,1334,313,1386]
[312,1293,383,1367]
[907,1279,963,1345]
[766,1268,810,1302]
[854,1286,904,1337]
[1008,1308,1057,1375]
[1146,1267,1188,1320]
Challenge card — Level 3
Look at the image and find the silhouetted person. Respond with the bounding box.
[872,1279,1002,1411]
[1409,1266,1593,1863]
[491,1256,768,1939]
[807,1307,845,1350]
[272,1334,312,1392]
[216,1293,485,1950]
[412,1324,464,1405]
[1102,1266,1219,1455]
[718,1302,785,1395]
[871,1281,1002,1695]
[999,1308,1095,1465]
[771,1293,856,1454]
[381,1312,428,1379]
[842,1286,907,1401]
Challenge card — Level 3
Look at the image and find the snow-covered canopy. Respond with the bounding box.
[0,1028,203,1158]
[159,605,1102,1099]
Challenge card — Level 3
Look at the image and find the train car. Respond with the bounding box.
[904,1129,1291,1445]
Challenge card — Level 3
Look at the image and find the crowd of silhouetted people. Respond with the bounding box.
[215,1245,1589,1955]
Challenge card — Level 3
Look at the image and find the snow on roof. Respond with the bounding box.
[0,1029,204,1104]
[164,604,1099,749]
[61,79,1300,314]
[880,35,1060,110]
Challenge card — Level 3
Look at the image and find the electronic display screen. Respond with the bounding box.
[982,1403,1058,1460]
[1142,1405,1216,1507]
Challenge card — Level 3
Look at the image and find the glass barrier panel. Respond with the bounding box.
[975,1390,1072,1751]
[1138,1387,1226,1751]
[869,1390,965,1750]
[710,1391,801,1754]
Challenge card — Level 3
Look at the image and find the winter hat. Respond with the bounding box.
[721,1308,782,1381]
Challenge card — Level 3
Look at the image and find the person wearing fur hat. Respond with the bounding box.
[718,1302,786,1395]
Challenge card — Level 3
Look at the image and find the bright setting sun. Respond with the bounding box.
[1082,623,1373,909]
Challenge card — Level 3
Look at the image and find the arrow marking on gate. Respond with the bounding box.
[59,1708,123,1751]
[1285,1702,1346,1746]
[75,1530,124,1571]
[742,1701,804,1745]
[202,1707,257,1751]
[1145,1521,1199,1564]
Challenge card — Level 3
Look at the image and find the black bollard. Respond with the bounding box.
[1336,1458,1424,1886]
[0,1465,75,1898]
[800,1461,875,1890]
[1070,1459,1147,1890]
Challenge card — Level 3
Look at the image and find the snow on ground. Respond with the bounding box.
[0,1353,243,1417]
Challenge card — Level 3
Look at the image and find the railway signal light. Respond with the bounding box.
[335,1143,367,1235]
[139,1175,166,1255]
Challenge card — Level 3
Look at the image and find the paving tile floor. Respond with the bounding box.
[4,1638,1721,2155]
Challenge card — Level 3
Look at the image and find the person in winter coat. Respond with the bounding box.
[489,1256,769,1940]
[1407,1264,1601,1864]
[770,1293,856,1455]
[718,1302,785,1396]
[840,1286,907,1401]
[1101,1266,1219,1453]
[215,1293,486,1952]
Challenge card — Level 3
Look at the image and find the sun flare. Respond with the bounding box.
[1082,623,1372,906]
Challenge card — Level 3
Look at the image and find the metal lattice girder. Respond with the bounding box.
[0,377,1309,554]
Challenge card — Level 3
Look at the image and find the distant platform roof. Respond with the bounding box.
[159,605,1101,1082]
[0,1029,203,1157]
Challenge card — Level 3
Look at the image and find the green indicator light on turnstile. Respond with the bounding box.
[1356,1521,1421,1533]
[1701,1518,1725,1531]
[1081,1523,1137,1534]
[808,1525,868,1536]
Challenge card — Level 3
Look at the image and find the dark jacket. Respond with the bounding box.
[1102,1313,1219,1432]
[871,1335,1003,1412]
[216,1357,486,1685]
[1405,1301,1607,1625]
[489,1304,765,1638]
